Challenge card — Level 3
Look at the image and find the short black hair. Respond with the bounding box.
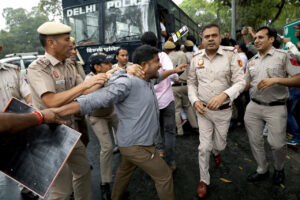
[132,45,159,65]
[256,26,277,39]
[202,23,220,34]
[39,34,47,48]
[185,46,193,52]
[187,35,196,45]
[141,32,158,47]
[115,47,128,56]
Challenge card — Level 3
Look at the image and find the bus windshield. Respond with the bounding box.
[104,0,157,44]
[64,3,99,44]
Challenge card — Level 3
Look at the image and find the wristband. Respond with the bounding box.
[33,111,44,125]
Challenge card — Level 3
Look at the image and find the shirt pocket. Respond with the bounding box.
[266,64,285,78]
[54,79,66,92]
[6,80,19,97]
[196,67,207,81]
[248,67,258,80]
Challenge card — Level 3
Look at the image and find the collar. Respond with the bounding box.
[216,46,224,55]
[45,52,63,67]
[266,46,275,56]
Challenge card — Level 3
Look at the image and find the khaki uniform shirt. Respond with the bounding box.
[85,72,114,117]
[27,52,84,128]
[188,45,246,106]
[74,62,86,80]
[0,62,31,111]
[185,52,194,64]
[169,50,189,82]
[112,62,133,69]
[246,47,300,103]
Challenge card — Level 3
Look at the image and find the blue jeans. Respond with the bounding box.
[287,88,300,139]
[155,101,176,167]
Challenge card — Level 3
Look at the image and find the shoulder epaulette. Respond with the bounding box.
[37,56,50,68]
[274,48,287,54]
[193,49,204,57]
[222,46,235,52]
[2,63,19,70]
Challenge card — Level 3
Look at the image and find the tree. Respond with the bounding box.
[38,0,63,21]
[179,0,300,35]
[0,7,49,58]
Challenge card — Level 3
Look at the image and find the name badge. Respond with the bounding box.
[249,66,255,71]
[56,80,65,85]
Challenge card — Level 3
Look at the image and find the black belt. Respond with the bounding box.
[172,82,187,87]
[203,103,231,110]
[251,98,286,106]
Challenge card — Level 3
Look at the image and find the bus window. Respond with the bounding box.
[104,0,157,44]
[64,3,99,44]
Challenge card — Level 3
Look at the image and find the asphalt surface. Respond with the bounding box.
[1,123,300,200]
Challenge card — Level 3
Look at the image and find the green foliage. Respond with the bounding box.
[38,0,62,21]
[0,7,49,58]
[179,0,300,35]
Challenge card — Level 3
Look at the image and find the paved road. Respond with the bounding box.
[1,124,300,200]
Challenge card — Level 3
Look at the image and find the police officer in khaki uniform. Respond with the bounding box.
[164,41,198,135]
[69,37,90,147]
[27,21,108,200]
[0,45,37,199]
[112,47,133,69]
[245,26,300,185]
[86,53,119,200]
[184,40,194,63]
[0,55,31,110]
[187,24,245,198]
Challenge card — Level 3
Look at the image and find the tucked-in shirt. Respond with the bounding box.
[154,52,178,109]
[77,70,161,147]
[0,63,31,111]
[188,45,246,106]
[246,47,300,103]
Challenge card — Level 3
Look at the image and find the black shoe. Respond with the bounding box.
[100,183,112,200]
[247,171,269,182]
[273,169,285,185]
[113,146,120,154]
[21,188,39,200]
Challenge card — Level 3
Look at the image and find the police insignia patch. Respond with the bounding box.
[198,58,204,66]
[290,58,300,66]
[237,60,243,67]
[53,70,59,78]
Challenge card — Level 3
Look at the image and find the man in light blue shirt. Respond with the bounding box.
[51,45,186,200]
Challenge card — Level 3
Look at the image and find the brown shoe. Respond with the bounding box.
[213,154,221,166]
[196,181,207,198]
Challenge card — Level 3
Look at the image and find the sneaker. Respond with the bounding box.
[287,138,300,146]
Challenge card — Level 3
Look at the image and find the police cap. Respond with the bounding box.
[164,41,176,50]
[37,22,71,35]
[184,40,194,47]
[88,53,110,67]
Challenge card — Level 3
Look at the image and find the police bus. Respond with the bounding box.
[62,0,200,68]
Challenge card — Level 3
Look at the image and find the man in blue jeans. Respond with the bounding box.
[287,88,300,145]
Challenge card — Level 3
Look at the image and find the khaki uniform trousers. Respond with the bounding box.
[48,140,91,200]
[88,113,118,183]
[112,146,174,200]
[173,85,198,135]
[244,101,287,174]
[196,108,232,185]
